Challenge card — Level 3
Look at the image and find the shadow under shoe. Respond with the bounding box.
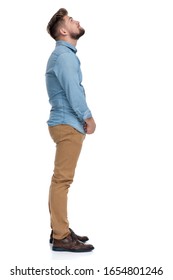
[49,228,89,243]
[52,233,94,252]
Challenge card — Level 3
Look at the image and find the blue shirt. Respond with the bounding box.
[45,40,92,134]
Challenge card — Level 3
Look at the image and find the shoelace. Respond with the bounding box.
[69,228,78,241]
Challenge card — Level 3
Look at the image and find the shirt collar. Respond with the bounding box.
[56,40,77,53]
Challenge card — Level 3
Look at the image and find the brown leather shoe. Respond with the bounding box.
[52,233,94,252]
[49,228,89,244]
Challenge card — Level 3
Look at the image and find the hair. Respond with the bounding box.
[47,8,68,40]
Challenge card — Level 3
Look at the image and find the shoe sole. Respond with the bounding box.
[52,247,94,252]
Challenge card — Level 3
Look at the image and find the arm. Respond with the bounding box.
[54,52,92,121]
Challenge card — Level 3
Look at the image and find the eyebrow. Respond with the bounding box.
[69,17,73,20]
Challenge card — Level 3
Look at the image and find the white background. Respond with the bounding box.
[0,0,173,279]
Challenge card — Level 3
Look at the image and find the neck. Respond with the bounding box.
[58,36,77,47]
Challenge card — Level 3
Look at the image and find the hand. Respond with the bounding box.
[84,117,96,134]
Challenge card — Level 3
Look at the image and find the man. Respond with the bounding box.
[45,8,96,252]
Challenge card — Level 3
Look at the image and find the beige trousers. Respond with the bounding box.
[48,125,85,240]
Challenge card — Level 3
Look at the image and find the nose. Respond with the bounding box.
[75,20,80,25]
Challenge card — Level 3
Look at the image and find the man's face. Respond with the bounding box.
[63,15,85,39]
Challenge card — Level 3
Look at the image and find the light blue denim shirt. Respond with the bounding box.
[45,40,92,134]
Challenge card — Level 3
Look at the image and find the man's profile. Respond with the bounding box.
[45,8,96,252]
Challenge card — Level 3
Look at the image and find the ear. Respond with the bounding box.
[59,27,68,36]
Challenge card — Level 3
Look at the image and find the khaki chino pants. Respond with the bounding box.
[48,124,85,240]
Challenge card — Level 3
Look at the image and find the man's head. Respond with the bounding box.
[47,8,85,42]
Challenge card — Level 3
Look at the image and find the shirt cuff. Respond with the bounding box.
[83,109,92,120]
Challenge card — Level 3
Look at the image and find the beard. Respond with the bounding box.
[70,27,85,40]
